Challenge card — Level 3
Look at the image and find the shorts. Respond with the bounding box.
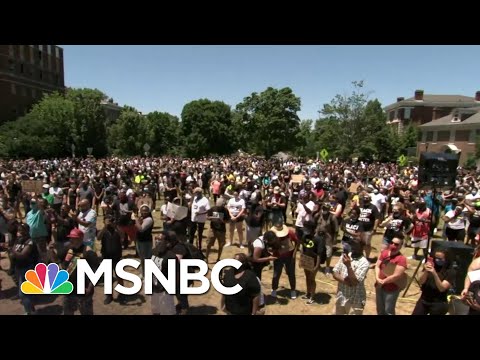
[119,224,137,241]
[207,228,226,247]
[361,231,373,246]
[411,237,427,249]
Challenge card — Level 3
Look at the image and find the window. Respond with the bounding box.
[8,60,15,72]
[11,83,16,95]
[19,45,24,61]
[404,108,411,119]
[417,130,423,141]
[437,131,450,142]
[426,131,434,142]
[47,45,52,55]
[389,111,395,121]
[20,63,24,73]
[455,130,470,142]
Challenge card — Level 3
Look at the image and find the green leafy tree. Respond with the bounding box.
[399,125,419,155]
[144,111,182,155]
[236,87,301,158]
[295,119,316,157]
[108,107,146,155]
[181,99,233,158]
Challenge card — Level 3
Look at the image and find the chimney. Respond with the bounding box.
[397,97,404,102]
[476,91,480,101]
[414,90,424,101]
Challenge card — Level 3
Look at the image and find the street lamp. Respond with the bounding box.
[71,144,76,158]
[87,147,93,156]
[143,143,150,157]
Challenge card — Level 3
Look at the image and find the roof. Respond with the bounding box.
[420,111,480,128]
[384,94,478,111]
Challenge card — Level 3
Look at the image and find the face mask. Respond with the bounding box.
[322,210,329,215]
[393,212,400,218]
[434,258,445,268]
[350,216,358,222]
[389,244,400,252]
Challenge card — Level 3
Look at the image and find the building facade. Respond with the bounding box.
[0,45,65,124]
[384,90,480,134]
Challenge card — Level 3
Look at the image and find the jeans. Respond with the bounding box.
[272,256,296,291]
[376,286,400,315]
[136,240,153,276]
[189,222,205,249]
[412,299,449,315]
[17,267,34,314]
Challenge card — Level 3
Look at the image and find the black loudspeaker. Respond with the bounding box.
[431,240,474,294]
[418,152,459,189]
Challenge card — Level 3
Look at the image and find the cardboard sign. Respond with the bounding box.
[349,182,361,194]
[299,253,315,271]
[166,202,188,221]
[291,175,305,184]
[21,180,44,194]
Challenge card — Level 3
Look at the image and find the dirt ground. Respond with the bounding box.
[0,203,431,315]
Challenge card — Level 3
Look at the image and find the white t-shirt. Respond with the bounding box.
[295,201,315,228]
[191,196,210,223]
[227,198,246,217]
[161,204,168,217]
[371,193,386,213]
[78,209,97,243]
[445,210,465,230]
[253,236,265,250]
[49,186,64,205]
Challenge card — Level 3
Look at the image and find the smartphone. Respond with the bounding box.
[427,256,434,266]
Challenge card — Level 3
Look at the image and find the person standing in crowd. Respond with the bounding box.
[267,186,286,229]
[5,172,23,220]
[300,224,323,305]
[463,199,480,246]
[358,194,380,262]
[49,179,64,214]
[26,197,49,263]
[375,233,408,315]
[332,239,370,315]
[189,187,210,251]
[52,203,76,256]
[97,215,125,305]
[221,253,261,315]
[226,191,246,248]
[250,230,278,280]
[410,198,431,260]
[245,197,264,250]
[341,208,364,255]
[379,203,412,251]
[60,228,99,315]
[113,190,137,248]
[9,223,38,315]
[412,248,456,315]
[206,198,230,264]
[315,203,338,275]
[135,204,154,279]
[443,205,466,242]
[294,192,315,242]
[211,175,222,204]
[76,176,95,210]
[76,199,97,248]
[270,223,299,300]
[150,235,179,315]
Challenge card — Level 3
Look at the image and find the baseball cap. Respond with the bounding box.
[67,228,84,239]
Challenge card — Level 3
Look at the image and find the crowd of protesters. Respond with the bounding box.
[1,154,480,315]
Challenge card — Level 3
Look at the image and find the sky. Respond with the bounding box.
[61,45,480,120]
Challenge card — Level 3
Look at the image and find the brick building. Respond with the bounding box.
[0,45,65,124]
[384,89,480,134]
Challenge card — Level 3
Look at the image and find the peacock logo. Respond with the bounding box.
[21,263,73,294]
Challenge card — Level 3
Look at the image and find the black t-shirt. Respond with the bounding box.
[12,236,38,269]
[171,242,188,258]
[342,218,364,243]
[98,227,123,260]
[245,203,264,227]
[7,182,22,201]
[114,199,136,226]
[359,204,380,231]
[469,210,480,228]
[384,216,411,242]
[208,206,230,232]
[151,248,179,293]
[421,267,456,303]
[223,268,261,315]
[59,245,99,291]
[302,234,323,258]
[56,216,76,243]
[335,189,349,209]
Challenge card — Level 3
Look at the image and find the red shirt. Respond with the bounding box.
[273,229,299,258]
[378,250,407,292]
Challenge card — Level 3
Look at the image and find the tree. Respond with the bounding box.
[66,88,109,157]
[399,125,419,155]
[144,111,182,155]
[236,87,301,158]
[108,108,146,155]
[295,119,316,157]
[181,99,233,158]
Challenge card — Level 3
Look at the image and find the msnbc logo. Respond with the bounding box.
[21,263,73,295]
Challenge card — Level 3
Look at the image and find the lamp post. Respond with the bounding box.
[143,143,150,157]
[87,147,93,156]
[71,144,76,158]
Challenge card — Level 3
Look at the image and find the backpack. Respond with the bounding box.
[183,242,206,261]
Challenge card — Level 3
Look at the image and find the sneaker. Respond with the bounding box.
[224,243,232,247]
[271,290,277,298]
[301,294,311,300]
[305,298,315,305]
[290,291,297,300]
[239,245,245,249]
